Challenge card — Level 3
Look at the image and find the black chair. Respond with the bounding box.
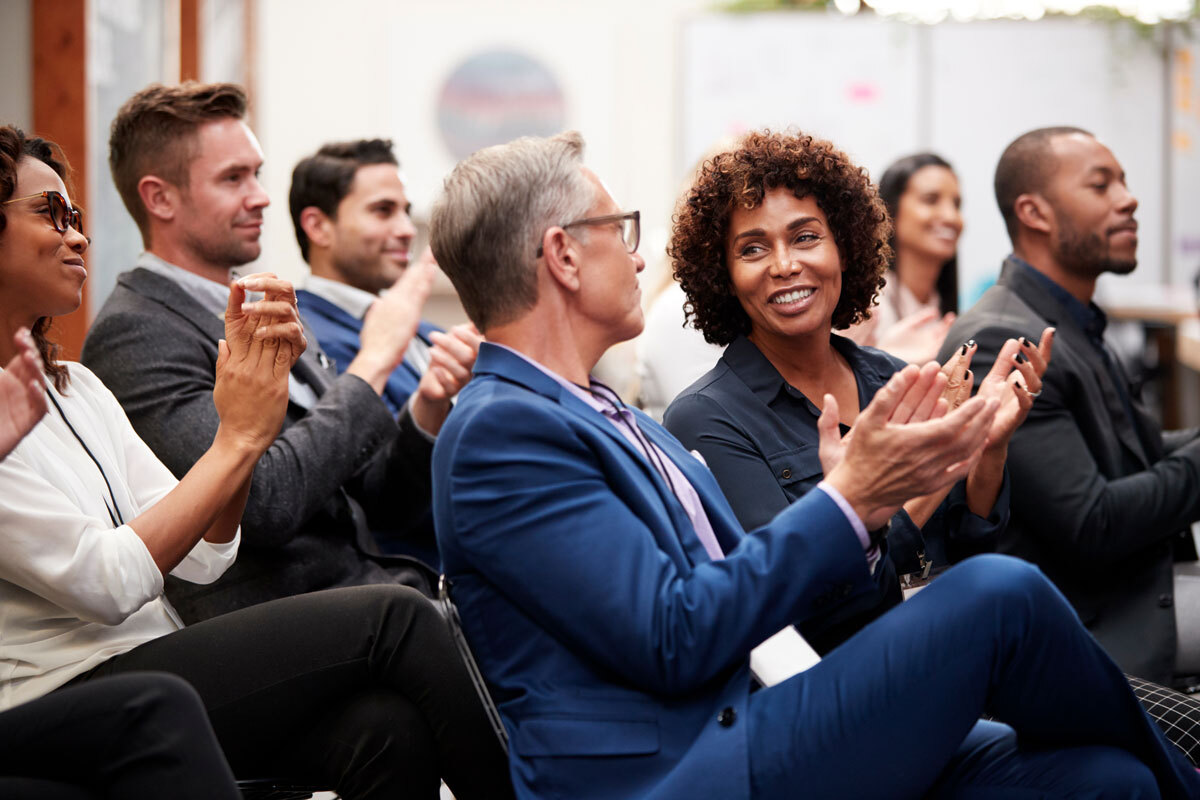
[236,779,328,799]
[437,575,509,754]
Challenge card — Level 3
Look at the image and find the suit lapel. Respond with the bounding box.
[1002,260,1150,466]
[475,345,714,566]
[639,416,745,555]
[121,268,226,344]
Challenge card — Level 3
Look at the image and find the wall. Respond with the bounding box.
[252,0,711,320]
[0,0,32,130]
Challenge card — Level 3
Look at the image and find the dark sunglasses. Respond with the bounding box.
[2,190,86,237]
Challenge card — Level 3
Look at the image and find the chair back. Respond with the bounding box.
[437,575,509,754]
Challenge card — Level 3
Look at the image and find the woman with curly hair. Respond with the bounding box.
[663,130,1052,653]
[847,152,962,363]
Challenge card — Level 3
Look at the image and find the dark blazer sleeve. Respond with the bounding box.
[82,302,432,548]
[439,393,874,695]
[968,322,1200,566]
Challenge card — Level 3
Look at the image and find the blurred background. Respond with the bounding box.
[3,0,1200,416]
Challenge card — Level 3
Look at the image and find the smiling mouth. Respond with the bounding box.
[770,288,815,305]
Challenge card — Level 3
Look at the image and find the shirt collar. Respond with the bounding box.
[490,343,612,415]
[303,274,379,320]
[722,333,886,407]
[136,252,230,319]
[1009,255,1107,340]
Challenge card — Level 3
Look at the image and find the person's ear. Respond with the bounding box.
[300,207,334,250]
[1014,193,1053,236]
[541,227,582,292]
[137,175,179,224]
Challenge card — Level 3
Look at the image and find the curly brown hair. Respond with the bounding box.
[669,130,892,346]
[0,125,73,392]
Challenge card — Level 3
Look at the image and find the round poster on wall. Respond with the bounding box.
[437,49,567,160]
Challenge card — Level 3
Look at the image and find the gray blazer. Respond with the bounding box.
[939,257,1200,683]
[81,267,437,623]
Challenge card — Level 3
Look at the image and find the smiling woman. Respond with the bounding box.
[846,152,963,364]
[0,123,513,797]
[663,130,1042,653]
[0,130,86,391]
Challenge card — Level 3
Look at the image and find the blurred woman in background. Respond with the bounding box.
[849,152,962,363]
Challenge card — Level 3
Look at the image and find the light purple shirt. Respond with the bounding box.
[494,345,874,566]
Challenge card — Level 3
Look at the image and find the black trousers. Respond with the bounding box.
[73,585,513,800]
[0,672,238,800]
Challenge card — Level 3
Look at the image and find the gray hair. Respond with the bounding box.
[430,131,596,330]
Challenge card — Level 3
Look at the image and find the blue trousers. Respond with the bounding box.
[749,555,1199,799]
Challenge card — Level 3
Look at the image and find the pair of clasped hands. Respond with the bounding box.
[820,329,1055,532]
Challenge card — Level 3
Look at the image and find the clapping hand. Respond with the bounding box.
[975,327,1055,452]
[875,309,957,365]
[213,273,307,453]
[819,363,998,530]
[349,254,436,393]
[411,323,483,435]
[0,328,47,460]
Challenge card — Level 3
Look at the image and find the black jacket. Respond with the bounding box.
[939,256,1200,683]
[82,268,436,623]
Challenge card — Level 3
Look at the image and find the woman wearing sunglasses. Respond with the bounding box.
[0,125,513,799]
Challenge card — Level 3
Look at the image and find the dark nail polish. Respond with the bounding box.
[1015,353,1026,364]
[967,339,976,348]
[960,343,968,356]
[1019,336,1027,347]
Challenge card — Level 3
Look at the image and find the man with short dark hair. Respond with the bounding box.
[941,127,1200,685]
[82,82,473,622]
[289,138,479,416]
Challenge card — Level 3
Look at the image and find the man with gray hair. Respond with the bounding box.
[427,130,1200,799]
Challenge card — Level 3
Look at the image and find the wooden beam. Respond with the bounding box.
[32,0,88,361]
[181,0,201,82]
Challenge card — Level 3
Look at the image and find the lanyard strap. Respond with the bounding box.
[46,391,125,527]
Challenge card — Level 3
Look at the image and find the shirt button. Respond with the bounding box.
[718,707,737,727]
[780,469,792,479]
[1159,593,1174,609]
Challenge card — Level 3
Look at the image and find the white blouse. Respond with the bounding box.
[0,363,238,710]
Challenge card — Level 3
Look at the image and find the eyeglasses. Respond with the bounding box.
[536,210,640,258]
[2,190,85,237]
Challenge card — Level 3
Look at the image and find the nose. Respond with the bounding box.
[942,200,964,231]
[1116,182,1138,214]
[395,210,417,239]
[633,251,646,273]
[768,240,799,278]
[64,225,88,254]
[246,175,270,210]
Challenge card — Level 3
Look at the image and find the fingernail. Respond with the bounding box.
[1015,353,1026,364]
[1018,337,1027,346]
[967,339,976,348]
[960,343,968,355]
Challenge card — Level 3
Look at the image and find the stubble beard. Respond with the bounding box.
[184,229,260,271]
[1053,221,1136,280]
[331,249,399,295]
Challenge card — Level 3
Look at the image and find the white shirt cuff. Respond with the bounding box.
[406,394,438,443]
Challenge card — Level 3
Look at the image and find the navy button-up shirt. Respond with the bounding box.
[664,333,1009,653]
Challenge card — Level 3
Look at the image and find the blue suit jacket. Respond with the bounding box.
[296,288,441,415]
[433,343,876,800]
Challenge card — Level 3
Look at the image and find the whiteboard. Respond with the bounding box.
[681,13,1189,307]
